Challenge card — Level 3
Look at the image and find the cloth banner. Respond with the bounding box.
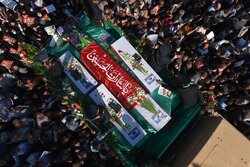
[58,51,98,94]
[81,41,142,109]
[89,84,146,146]
[112,36,162,92]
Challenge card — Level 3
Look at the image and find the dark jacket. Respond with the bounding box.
[177,85,202,106]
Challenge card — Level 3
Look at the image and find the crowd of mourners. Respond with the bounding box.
[0,0,250,166]
[0,0,123,166]
[87,0,250,138]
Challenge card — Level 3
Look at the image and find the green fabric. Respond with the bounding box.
[79,14,92,28]
[84,26,115,44]
[150,87,180,116]
[47,42,81,60]
[142,104,201,159]
[103,20,124,40]
[130,109,157,134]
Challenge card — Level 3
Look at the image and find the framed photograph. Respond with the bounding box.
[58,51,98,94]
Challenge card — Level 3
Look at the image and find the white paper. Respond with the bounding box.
[158,85,173,99]
[147,34,159,44]
[238,26,249,37]
[234,60,245,67]
[38,151,50,161]
[206,31,215,40]
[44,25,56,36]
[45,4,56,13]
[89,84,146,146]
[34,0,43,7]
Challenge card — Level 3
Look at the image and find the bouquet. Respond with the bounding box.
[203,92,216,109]
[117,50,148,75]
[127,87,158,116]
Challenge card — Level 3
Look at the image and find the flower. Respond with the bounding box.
[118,50,148,75]
[126,87,158,117]
[203,92,216,109]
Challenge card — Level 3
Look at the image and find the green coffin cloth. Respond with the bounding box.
[150,87,180,115]
[103,20,124,40]
[140,104,201,159]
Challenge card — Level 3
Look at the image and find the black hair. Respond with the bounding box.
[0,66,8,74]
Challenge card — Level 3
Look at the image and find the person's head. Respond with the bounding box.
[119,18,128,27]
[235,4,243,11]
[208,83,216,90]
[92,141,101,150]
[215,2,221,10]
[244,83,250,90]
[219,75,227,83]
[92,0,99,5]
[11,63,19,71]
[130,17,137,25]
[27,131,35,143]
[201,43,209,49]
[152,23,159,31]
[159,0,164,7]
[104,5,111,15]
[83,128,91,138]
[77,150,88,160]
[186,61,193,69]
[9,21,16,27]
[61,133,71,143]
[99,149,109,160]
[182,55,189,62]
[36,112,49,127]
[72,162,82,167]
[153,17,159,23]
[66,115,76,124]
[226,97,234,106]
[12,119,22,128]
[178,75,191,88]
[140,17,147,25]
[179,9,185,18]
[0,66,8,74]
[200,71,208,79]
[133,7,139,13]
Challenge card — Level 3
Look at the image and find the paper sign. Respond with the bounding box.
[158,85,173,99]
[36,51,48,62]
[34,0,43,7]
[0,0,17,11]
[57,26,64,36]
[206,31,215,40]
[45,4,56,13]
[147,34,159,44]
[44,25,56,35]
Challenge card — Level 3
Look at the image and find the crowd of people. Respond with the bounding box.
[86,0,250,138]
[0,0,250,166]
[0,0,123,166]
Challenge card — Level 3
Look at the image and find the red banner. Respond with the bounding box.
[81,42,141,108]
